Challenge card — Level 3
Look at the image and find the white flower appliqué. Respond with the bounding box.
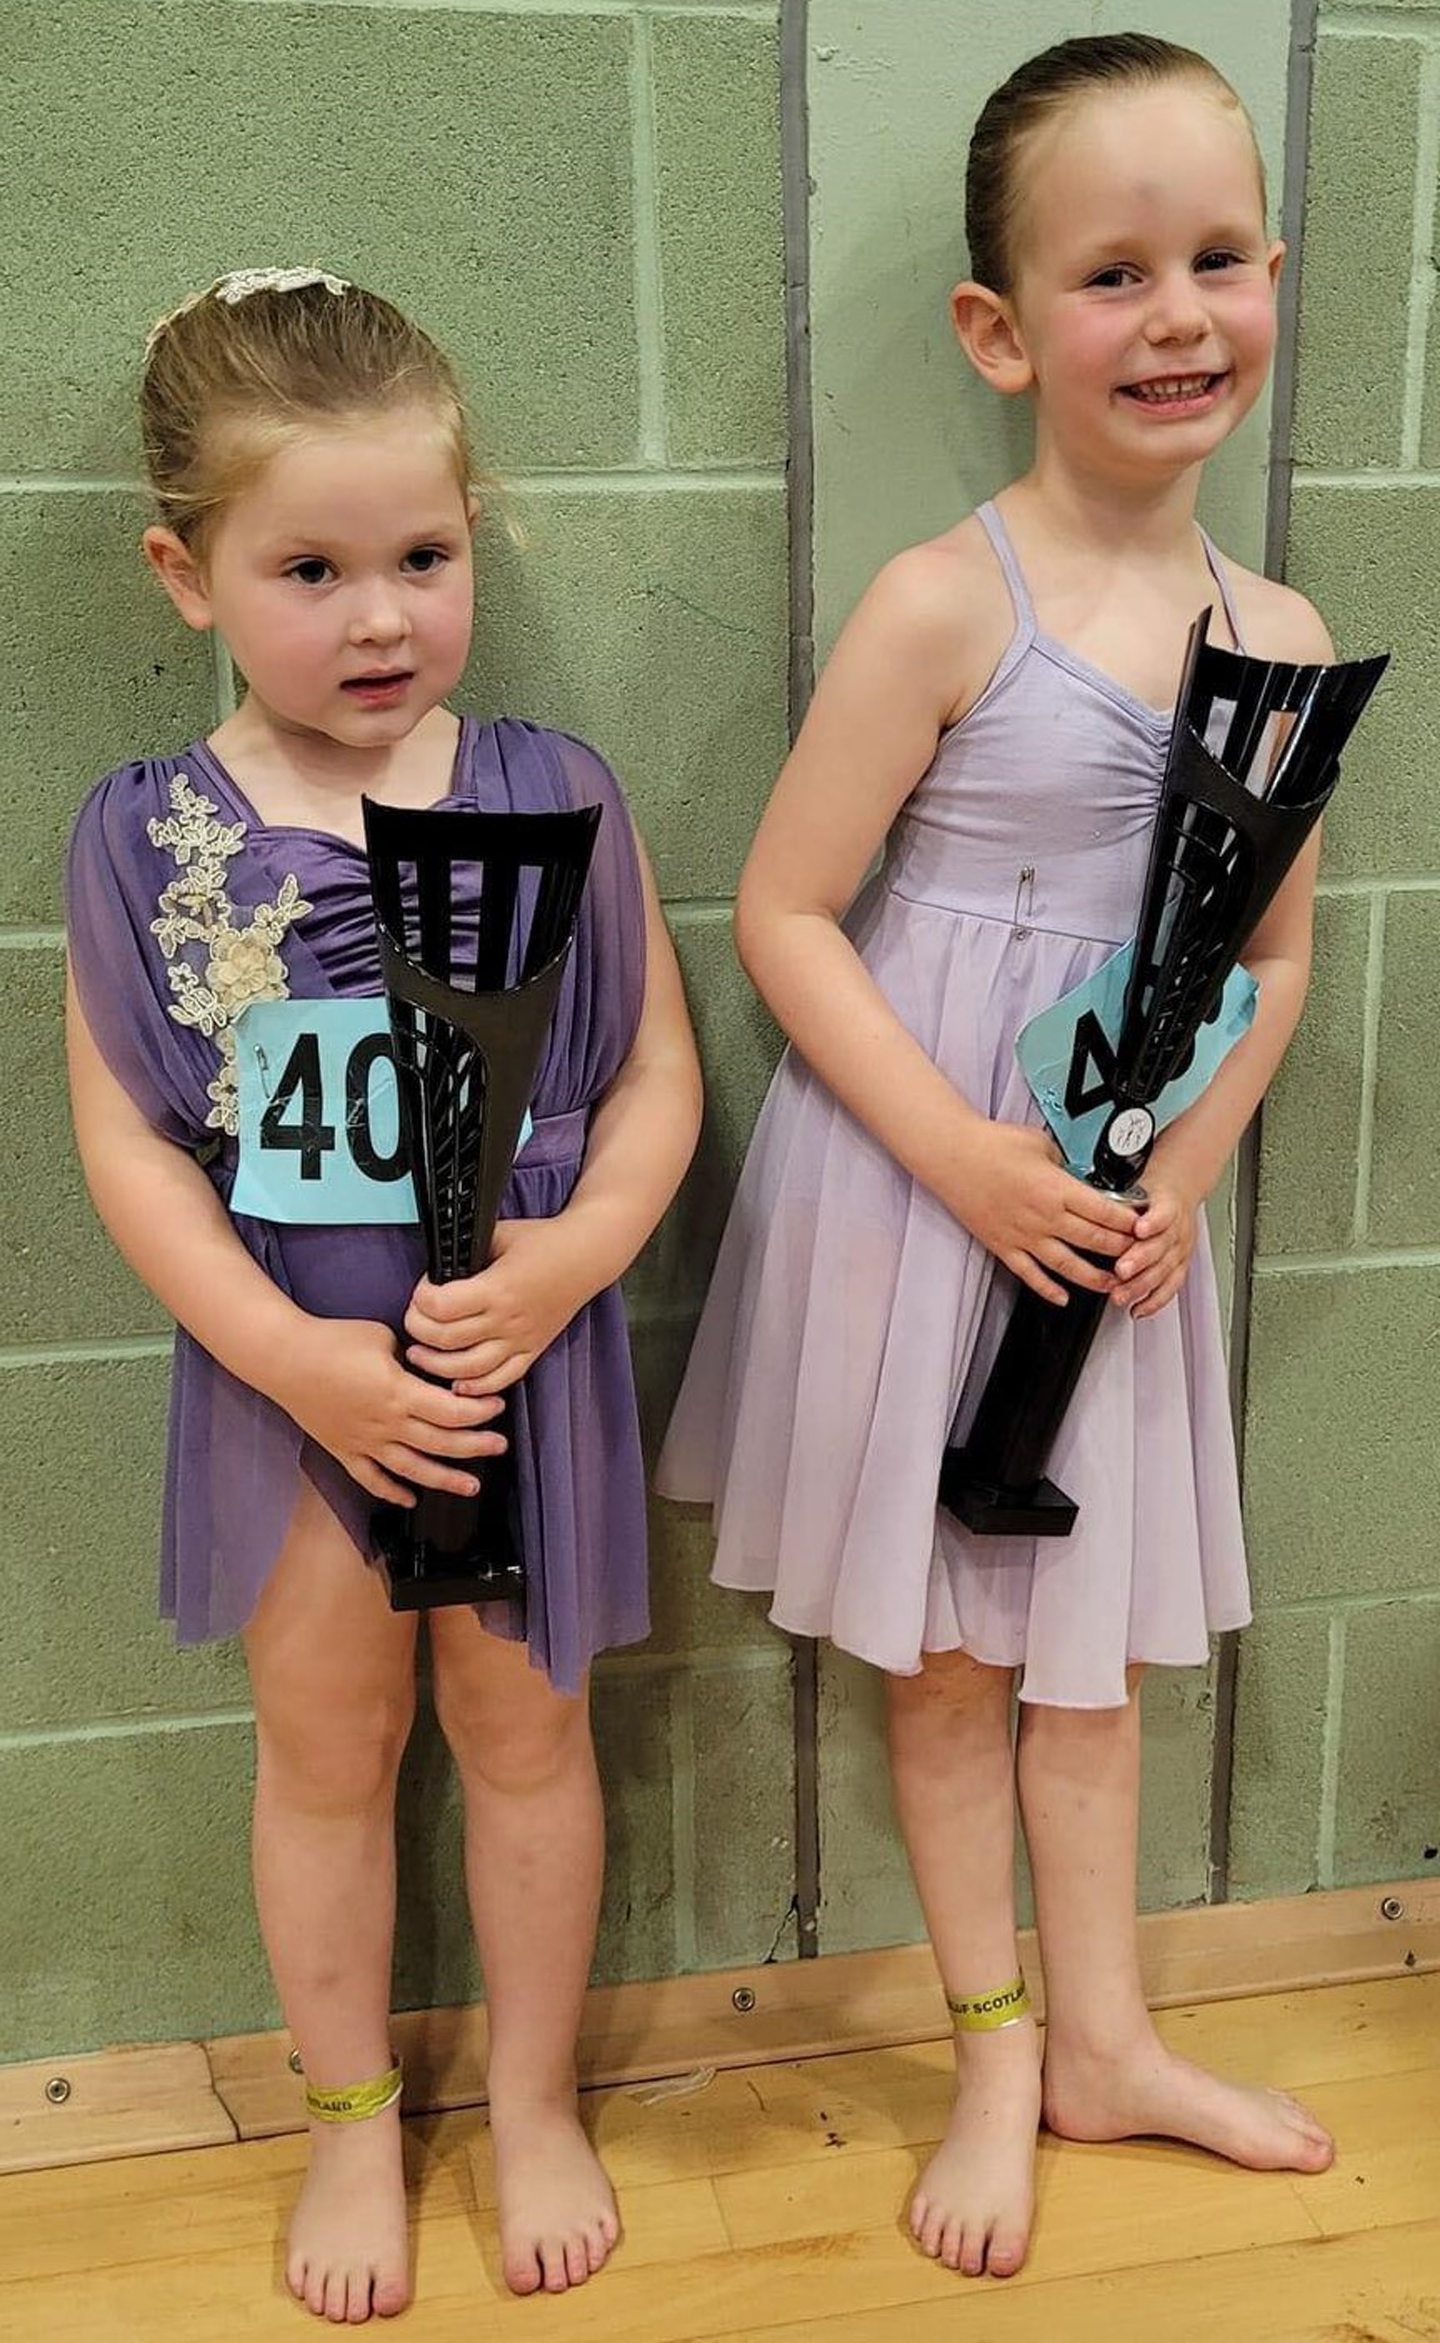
[148,774,312,1135]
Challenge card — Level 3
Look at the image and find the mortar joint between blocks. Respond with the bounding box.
[1400,40,1440,465]
[1323,12,1440,48]
[1316,1612,1349,1890]
[1351,889,1389,1247]
[668,1665,698,1972]
[628,11,670,469]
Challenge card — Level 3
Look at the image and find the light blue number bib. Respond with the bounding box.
[230,999,536,1227]
[231,999,417,1224]
[1014,943,1257,1174]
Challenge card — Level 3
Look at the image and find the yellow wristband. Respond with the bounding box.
[303,2061,403,2124]
[946,1976,1032,2033]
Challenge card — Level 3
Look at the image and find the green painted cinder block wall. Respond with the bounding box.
[0,0,789,2061]
[1236,0,1440,1899]
[6,0,1437,2065]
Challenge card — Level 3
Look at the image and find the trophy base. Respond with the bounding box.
[373,1497,526,1616]
[938,1445,1079,1538]
[384,1559,526,1613]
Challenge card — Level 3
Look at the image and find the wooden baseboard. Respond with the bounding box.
[4,1878,1437,2176]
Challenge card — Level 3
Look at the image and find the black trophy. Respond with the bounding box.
[364,799,600,1610]
[939,613,1387,1539]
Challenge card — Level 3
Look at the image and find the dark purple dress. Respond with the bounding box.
[66,717,649,1692]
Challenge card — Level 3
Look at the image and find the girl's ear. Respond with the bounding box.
[1266,238,1287,291]
[142,527,214,631]
[951,281,1034,397]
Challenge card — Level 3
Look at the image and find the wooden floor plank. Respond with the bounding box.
[0,2042,235,2172]
[747,2223,1440,2343]
[713,2132,1322,2272]
[3,1979,1438,2342]
[11,2220,1439,2343]
[1152,1969,1440,2088]
[0,2119,471,2285]
[1290,2065,1440,2239]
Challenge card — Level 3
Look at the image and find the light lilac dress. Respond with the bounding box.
[658,503,1251,1707]
[67,717,649,1694]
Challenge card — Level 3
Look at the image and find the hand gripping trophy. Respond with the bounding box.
[940,615,1387,1540]
[364,798,600,1610]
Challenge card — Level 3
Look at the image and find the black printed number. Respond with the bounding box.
[259,1032,336,1182]
[1063,1010,1118,1121]
[1062,993,1228,1124]
[344,1031,409,1183]
[260,1030,408,1184]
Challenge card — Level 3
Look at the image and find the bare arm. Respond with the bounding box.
[735,551,989,1200]
[66,967,505,1502]
[67,963,313,1384]
[551,842,703,1285]
[732,546,1139,1303]
[1146,832,1319,1205]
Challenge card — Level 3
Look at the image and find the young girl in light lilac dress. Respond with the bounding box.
[660,34,1338,2279]
[66,270,700,2319]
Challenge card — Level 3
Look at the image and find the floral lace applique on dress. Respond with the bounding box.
[147,773,312,1134]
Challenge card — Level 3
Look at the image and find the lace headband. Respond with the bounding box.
[145,268,351,358]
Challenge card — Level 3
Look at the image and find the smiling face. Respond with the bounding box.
[148,405,476,750]
[971,78,1282,486]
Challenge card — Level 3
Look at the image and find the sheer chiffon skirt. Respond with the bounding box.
[657,880,1250,1708]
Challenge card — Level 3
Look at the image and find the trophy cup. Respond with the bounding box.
[364,798,601,1610]
[939,615,1387,1540]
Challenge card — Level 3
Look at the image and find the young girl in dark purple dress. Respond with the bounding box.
[66,269,700,2320]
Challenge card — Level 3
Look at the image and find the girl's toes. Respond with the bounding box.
[988,2224,1027,2279]
[502,2244,543,2297]
[938,2217,965,2271]
[959,2225,988,2279]
[563,2234,590,2287]
[373,2270,410,2319]
[1276,2092,1334,2166]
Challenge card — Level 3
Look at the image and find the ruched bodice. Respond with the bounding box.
[882,501,1244,946]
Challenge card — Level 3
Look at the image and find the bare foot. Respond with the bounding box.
[1043,2033,1335,2173]
[285,2107,410,2323]
[909,2019,1042,2279]
[489,2096,620,2296]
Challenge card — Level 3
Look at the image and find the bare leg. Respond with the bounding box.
[887,1651,1041,2279]
[428,1612,617,2296]
[1020,1672,1333,2172]
[244,1486,417,2324]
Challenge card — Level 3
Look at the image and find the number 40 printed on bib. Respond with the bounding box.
[229,997,531,1226]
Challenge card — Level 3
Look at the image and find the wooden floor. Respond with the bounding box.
[3,1974,1439,2342]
